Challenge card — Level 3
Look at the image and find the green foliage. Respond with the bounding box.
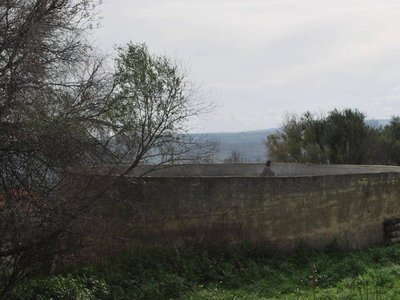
[0,8,217,294]
[113,43,186,134]
[111,42,217,164]
[267,109,400,166]
[9,243,400,299]
[324,108,370,164]
[267,108,379,164]
[8,274,110,300]
[377,116,400,165]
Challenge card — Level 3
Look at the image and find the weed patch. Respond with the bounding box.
[8,243,400,299]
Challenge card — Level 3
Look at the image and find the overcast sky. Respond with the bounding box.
[94,0,400,133]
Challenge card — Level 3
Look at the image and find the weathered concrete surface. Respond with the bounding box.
[86,169,400,253]
[129,163,400,177]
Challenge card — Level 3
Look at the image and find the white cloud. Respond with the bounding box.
[96,0,400,131]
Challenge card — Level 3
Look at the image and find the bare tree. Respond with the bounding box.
[0,0,116,294]
[223,149,247,163]
[0,1,217,295]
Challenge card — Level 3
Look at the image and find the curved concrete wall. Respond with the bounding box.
[82,164,400,253]
[130,163,400,177]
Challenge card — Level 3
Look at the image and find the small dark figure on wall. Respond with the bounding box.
[260,160,275,177]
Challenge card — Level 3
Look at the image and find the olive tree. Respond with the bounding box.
[110,42,218,168]
[266,109,376,164]
[266,112,330,163]
[375,116,400,165]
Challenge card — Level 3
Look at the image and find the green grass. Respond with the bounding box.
[8,242,400,299]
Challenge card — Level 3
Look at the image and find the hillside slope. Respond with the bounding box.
[212,129,277,162]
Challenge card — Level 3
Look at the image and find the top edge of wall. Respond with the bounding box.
[125,163,400,177]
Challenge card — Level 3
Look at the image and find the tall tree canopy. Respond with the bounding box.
[375,116,400,166]
[0,1,217,295]
[266,108,377,164]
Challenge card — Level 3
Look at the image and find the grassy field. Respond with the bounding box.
[9,242,400,299]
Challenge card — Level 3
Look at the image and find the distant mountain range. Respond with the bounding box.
[210,119,391,162]
[210,129,276,162]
